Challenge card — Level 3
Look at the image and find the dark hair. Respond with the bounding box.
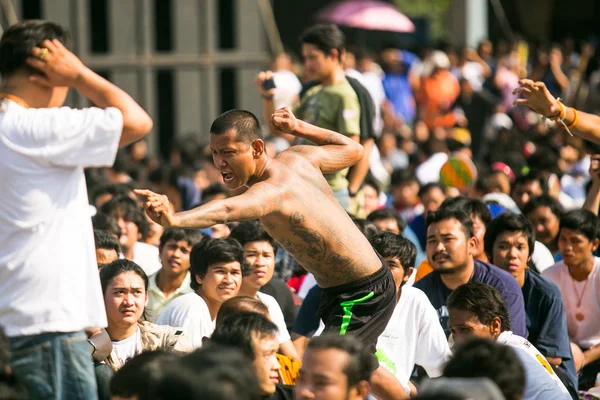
[366,208,407,233]
[390,169,419,187]
[210,110,262,143]
[92,212,121,238]
[426,208,474,238]
[370,231,416,271]
[560,209,600,241]
[443,338,525,400]
[306,334,376,387]
[210,312,278,361]
[446,283,511,332]
[159,228,205,250]
[0,20,71,77]
[229,220,278,256]
[300,24,345,61]
[100,195,149,240]
[94,229,121,254]
[418,182,446,198]
[522,194,564,219]
[100,259,149,295]
[441,197,492,227]
[216,296,269,326]
[110,350,179,400]
[91,183,133,208]
[189,237,244,290]
[484,213,535,261]
[511,170,548,196]
[200,183,229,205]
[156,345,261,400]
[351,218,378,241]
[362,177,381,196]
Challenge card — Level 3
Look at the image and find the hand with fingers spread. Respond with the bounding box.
[26,39,87,87]
[512,79,561,118]
[134,189,176,228]
[271,106,299,134]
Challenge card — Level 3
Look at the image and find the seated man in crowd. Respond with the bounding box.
[94,229,121,269]
[156,237,243,348]
[370,231,451,395]
[229,221,299,360]
[447,282,571,399]
[414,208,526,337]
[210,312,294,400]
[295,334,377,400]
[145,228,204,322]
[543,209,600,390]
[484,213,577,393]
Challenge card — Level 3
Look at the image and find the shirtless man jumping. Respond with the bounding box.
[135,107,405,398]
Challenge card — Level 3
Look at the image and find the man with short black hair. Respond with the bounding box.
[511,171,548,211]
[211,312,294,400]
[156,237,243,348]
[447,283,571,399]
[145,228,205,322]
[295,334,376,400]
[414,208,526,337]
[0,19,152,399]
[94,229,121,268]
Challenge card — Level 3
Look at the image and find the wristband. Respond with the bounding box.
[87,339,97,356]
[566,108,579,129]
[262,94,274,100]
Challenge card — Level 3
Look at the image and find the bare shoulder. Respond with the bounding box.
[276,145,319,168]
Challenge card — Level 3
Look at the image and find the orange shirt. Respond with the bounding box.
[415,259,433,282]
[417,70,460,129]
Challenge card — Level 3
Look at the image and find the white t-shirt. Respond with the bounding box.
[111,327,142,366]
[155,292,214,349]
[0,100,122,336]
[543,258,600,348]
[257,291,291,344]
[133,241,161,276]
[272,70,302,110]
[498,331,570,399]
[376,287,452,394]
[530,241,555,273]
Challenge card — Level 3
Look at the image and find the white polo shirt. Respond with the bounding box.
[0,100,122,336]
[145,271,192,323]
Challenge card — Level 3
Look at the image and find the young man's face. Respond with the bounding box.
[384,256,412,292]
[159,239,192,276]
[296,348,368,400]
[421,187,446,216]
[527,206,560,247]
[471,215,486,261]
[96,248,119,269]
[362,185,380,217]
[558,228,598,268]
[492,231,530,280]
[209,129,259,190]
[242,241,276,290]
[448,308,497,345]
[116,215,140,252]
[252,333,281,396]
[104,271,148,331]
[512,180,543,211]
[372,218,400,235]
[196,261,242,304]
[392,181,420,209]
[426,218,475,273]
[301,43,337,82]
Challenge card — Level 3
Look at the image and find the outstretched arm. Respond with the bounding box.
[135,183,281,229]
[272,107,364,174]
[513,79,600,144]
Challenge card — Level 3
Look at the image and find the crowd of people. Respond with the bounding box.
[1,17,600,400]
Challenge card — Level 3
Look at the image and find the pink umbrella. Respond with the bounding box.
[316,0,415,33]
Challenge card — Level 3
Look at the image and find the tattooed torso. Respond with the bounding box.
[257,152,381,288]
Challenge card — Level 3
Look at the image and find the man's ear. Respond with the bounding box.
[592,238,600,252]
[468,235,478,256]
[350,381,370,400]
[195,274,203,286]
[251,139,265,158]
[403,267,415,283]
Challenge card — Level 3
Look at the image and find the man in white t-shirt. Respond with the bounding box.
[156,237,243,348]
[370,232,451,396]
[0,20,152,400]
[447,283,571,399]
[145,228,204,322]
[229,221,300,361]
[543,209,600,390]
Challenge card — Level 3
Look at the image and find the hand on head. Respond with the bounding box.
[271,106,298,133]
[133,189,174,227]
[26,39,86,87]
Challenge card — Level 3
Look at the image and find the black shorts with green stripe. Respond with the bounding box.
[316,264,396,357]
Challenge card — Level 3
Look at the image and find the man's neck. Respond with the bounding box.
[246,156,272,187]
[568,256,595,281]
[475,253,489,263]
[239,284,259,299]
[107,323,138,341]
[157,269,187,297]
[440,259,475,290]
[320,66,345,87]
[396,287,402,303]
[516,269,526,288]
[197,289,220,320]
[0,74,53,108]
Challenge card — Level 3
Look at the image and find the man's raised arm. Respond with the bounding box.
[272,107,364,174]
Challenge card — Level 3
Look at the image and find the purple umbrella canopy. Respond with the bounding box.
[316,0,415,33]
